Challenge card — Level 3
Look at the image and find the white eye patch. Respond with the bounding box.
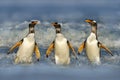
[93,20,96,23]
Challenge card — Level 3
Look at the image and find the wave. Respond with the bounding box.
[0,21,120,49]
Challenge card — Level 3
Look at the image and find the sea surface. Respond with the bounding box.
[0,0,120,80]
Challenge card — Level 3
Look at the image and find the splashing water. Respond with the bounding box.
[0,21,119,80]
[0,1,120,79]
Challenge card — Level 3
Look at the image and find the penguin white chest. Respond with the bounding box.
[15,34,35,63]
[86,33,100,64]
[54,34,70,65]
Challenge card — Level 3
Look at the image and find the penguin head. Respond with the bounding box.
[51,22,61,33]
[85,19,98,39]
[85,19,97,26]
[29,20,39,27]
[51,22,61,28]
[29,20,39,33]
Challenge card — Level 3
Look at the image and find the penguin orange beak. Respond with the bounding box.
[85,19,92,23]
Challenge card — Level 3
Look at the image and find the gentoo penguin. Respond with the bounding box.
[7,20,41,64]
[78,19,113,64]
[46,22,77,65]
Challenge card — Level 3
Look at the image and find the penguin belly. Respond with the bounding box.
[55,39,70,65]
[15,38,35,63]
[86,33,101,64]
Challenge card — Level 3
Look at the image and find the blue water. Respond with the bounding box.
[0,0,120,80]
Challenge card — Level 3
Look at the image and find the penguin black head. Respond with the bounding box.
[51,22,61,33]
[29,20,39,33]
[85,19,97,27]
[29,21,39,27]
[51,22,61,28]
[85,19,98,39]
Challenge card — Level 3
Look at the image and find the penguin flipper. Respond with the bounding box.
[46,41,54,57]
[98,42,113,56]
[34,42,41,61]
[78,40,86,54]
[67,41,77,57]
[7,39,23,54]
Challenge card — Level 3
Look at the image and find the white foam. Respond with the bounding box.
[0,21,120,49]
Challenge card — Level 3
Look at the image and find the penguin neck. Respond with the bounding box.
[27,26,35,38]
[56,31,61,34]
[56,32,62,35]
[55,28,61,34]
[29,27,35,34]
[91,25,98,39]
[56,33,65,40]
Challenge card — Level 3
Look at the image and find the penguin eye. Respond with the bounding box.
[31,21,34,24]
[54,22,58,24]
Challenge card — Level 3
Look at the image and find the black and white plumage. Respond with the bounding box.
[46,22,77,65]
[78,19,113,65]
[8,21,41,64]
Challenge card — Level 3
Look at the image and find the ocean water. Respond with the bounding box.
[0,0,120,80]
